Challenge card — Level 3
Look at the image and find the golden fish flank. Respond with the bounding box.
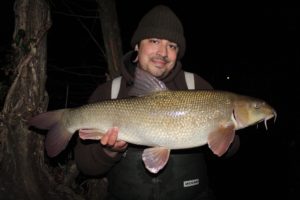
[28,68,276,174]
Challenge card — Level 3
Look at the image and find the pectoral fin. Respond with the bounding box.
[79,128,105,140]
[207,123,236,157]
[142,147,170,174]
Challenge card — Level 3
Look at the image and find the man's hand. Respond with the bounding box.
[101,127,128,157]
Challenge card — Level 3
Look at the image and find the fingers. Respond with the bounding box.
[100,127,128,152]
[100,127,119,146]
[114,140,128,151]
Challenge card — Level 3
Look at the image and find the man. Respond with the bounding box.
[74,5,239,200]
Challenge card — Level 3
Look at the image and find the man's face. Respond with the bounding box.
[136,38,179,79]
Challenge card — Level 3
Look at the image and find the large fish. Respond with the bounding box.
[28,68,276,173]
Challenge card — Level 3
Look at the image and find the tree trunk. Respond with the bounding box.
[0,0,81,199]
[97,0,123,79]
[0,0,124,199]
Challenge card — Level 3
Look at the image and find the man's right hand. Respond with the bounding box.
[101,127,128,157]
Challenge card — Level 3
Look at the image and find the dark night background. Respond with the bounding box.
[1,1,299,199]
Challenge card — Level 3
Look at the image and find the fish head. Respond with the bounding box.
[233,96,277,130]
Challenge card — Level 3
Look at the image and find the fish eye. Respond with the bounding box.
[253,102,261,109]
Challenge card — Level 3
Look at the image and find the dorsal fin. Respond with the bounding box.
[128,68,168,97]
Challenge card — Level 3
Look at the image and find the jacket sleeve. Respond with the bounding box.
[74,80,123,176]
[193,73,214,90]
[88,81,113,103]
[74,139,122,176]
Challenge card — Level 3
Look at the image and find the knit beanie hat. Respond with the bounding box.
[131,5,186,59]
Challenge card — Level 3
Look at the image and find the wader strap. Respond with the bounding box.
[111,76,122,99]
[184,71,195,90]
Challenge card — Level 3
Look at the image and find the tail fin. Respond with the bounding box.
[28,109,73,157]
[28,109,65,129]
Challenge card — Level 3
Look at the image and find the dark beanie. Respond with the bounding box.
[131,5,186,59]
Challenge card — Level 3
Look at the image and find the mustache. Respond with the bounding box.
[152,55,170,63]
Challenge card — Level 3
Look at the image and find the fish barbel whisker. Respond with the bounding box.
[273,111,277,123]
[264,111,277,130]
[264,119,269,130]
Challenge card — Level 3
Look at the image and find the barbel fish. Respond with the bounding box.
[28,68,276,173]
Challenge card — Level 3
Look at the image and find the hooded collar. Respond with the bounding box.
[121,51,183,85]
